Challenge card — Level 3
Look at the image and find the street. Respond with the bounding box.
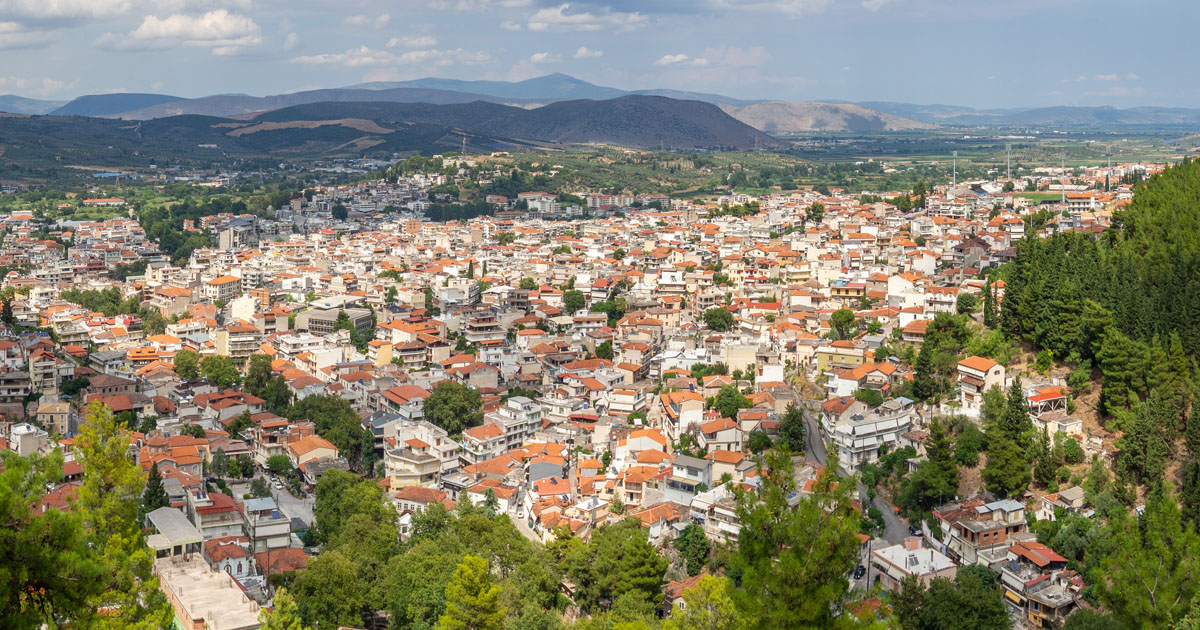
[798,397,907,546]
[270,480,314,527]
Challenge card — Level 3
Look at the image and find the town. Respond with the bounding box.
[3,142,1196,630]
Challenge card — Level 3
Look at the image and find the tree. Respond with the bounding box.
[234,453,254,479]
[731,449,860,628]
[663,576,747,630]
[211,447,230,477]
[313,469,395,545]
[777,403,806,453]
[982,279,998,328]
[901,417,959,512]
[956,292,979,315]
[807,202,825,223]
[746,429,772,454]
[292,550,364,630]
[286,395,374,471]
[179,423,206,438]
[673,523,710,576]
[829,308,856,340]
[702,307,734,332]
[259,587,307,630]
[201,355,241,388]
[174,348,200,380]
[245,353,274,394]
[519,277,538,291]
[711,385,751,421]
[331,203,348,220]
[142,461,169,514]
[563,290,586,313]
[423,381,484,436]
[74,401,175,628]
[892,564,1010,630]
[268,454,295,476]
[228,410,254,440]
[436,555,505,630]
[595,340,613,360]
[564,519,668,611]
[250,477,272,498]
[912,340,936,402]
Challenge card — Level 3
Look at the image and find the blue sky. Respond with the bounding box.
[0,0,1195,108]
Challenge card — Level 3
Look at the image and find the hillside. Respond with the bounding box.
[51,93,184,117]
[0,95,67,115]
[720,101,936,132]
[111,87,550,120]
[257,95,785,150]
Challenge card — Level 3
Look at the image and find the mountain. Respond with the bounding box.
[0,95,68,115]
[254,95,785,150]
[110,87,550,120]
[721,101,935,132]
[51,93,184,117]
[348,73,762,107]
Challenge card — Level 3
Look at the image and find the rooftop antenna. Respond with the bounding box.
[951,150,957,202]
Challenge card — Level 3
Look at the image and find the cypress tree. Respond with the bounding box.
[142,461,169,514]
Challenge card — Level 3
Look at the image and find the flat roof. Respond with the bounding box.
[155,555,261,630]
[145,507,203,550]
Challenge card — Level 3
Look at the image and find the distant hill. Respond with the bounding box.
[0,95,67,115]
[255,95,786,150]
[721,101,935,132]
[112,87,552,120]
[51,93,184,117]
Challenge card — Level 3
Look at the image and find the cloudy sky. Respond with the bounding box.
[0,0,1195,108]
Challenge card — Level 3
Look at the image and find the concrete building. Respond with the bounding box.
[870,537,957,592]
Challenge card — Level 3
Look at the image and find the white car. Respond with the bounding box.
[273,481,283,489]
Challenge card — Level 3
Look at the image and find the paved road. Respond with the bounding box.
[270,479,314,527]
[798,396,907,545]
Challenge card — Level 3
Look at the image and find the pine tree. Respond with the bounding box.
[1033,429,1056,488]
[437,555,504,630]
[912,340,936,402]
[1002,375,1031,444]
[142,461,169,514]
[982,278,997,328]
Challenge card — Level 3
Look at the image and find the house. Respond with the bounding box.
[241,497,290,552]
[935,498,1029,565]
[287,435,338,467]
[870,537,956,591]
[35,401,73,436]
[957,356,1005,416]
[185,489,244,540]
[1000,541,1077,627]
[664,455,712,505]
[827,397,916,471]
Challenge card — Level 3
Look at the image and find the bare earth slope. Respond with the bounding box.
[721,101,936,132]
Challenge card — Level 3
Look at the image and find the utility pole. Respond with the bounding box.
[951,150,957,202]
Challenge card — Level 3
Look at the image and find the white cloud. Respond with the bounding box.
[292,46,492,68]
[282,31,299,51]
[499,20,522,30]
[0,21,60,49]
[99,9,262,55]
[861,0,893,11]
[1126,73,1140,81]
[710,0,835,16]
[1094,73,1118,81]
[0,75,68,96]
[700,45,771,69]
[428,0,530,10]
[343,13,390,28]
[529,51,560,64]
[574,46,602,59]
[528,3,647,32]
[654,53,690,66]
[387,35,437,48]
[0,0,134,23]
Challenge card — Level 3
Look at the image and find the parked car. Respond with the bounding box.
[273,481,283,489]
[853,565,866,580]
[909,524,923,537]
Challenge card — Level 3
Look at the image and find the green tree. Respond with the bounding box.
[901,417,959,512]
[731,448,860,629]
[663,576,747,630]
[711,385,751,421]
[331,203,348,220]
[564,519,669,611]
[892,564,1010,630]
[519,278,538,291]
[829,308,856,340]
[268,454,295,476]
[423,381,484,436]
[777,403,806,453]
[807,202,825,223]
[912,340,936,402]
[179,424,206,438]
[201,354,241,388]
[563,290,586,313]
[982,279,998,328]
[595,340,613,360]
[956,292,979,315]
[75,401,174,628]
[174,348,200,380]
[673,523,710,576]
[245,353,275,394]
[702,307,734,332]
[211,447,230,477]
[141,461,169,514]
[437,555,505,630]
[292,550,364,630]
[259,587,308,630]
[250,477,272,498]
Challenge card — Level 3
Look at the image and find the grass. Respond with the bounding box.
[1012,192,1065,202]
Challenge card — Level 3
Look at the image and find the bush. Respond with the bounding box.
[1057,466,1072,483]
[955,423,986,468]
[1062,438,1085,464]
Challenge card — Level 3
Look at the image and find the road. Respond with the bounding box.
[270,480,314,527]
[798,397,908,546]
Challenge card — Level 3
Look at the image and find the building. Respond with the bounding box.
[241,497,290,553]
[483,396,543,452]
[935,498,1029,565]
[870,537,957,591]
[999,541,1077,627]
[294,307,373,334]
[204,275,243,303]
[957,355,1005,416]
[827,397,916,471]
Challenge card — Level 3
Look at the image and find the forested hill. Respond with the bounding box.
[1001,158,1200,420]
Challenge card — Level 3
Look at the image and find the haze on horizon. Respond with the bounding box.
[0,0,1194,110]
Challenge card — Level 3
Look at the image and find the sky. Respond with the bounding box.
[1,0,1197,108]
